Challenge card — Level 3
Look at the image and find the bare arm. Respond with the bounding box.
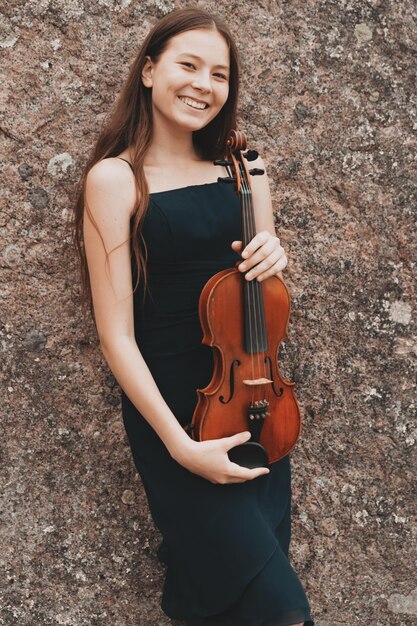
[83,158,269,483]
[83,159,190,457]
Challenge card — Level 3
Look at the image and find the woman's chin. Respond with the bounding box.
[173,115,212,132]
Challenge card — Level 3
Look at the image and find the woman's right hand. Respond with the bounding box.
[172,431,270,484]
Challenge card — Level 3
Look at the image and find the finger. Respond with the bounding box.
[249,467,271,479]
[243,246,284,280]
[256,255,288,282]
[241,231,278,259]
[231,240,243,251]
[239,237,282,272]
[223,430,251,451]
[227,462,270,481]
[239,242,285,280]
[238,238,278,273]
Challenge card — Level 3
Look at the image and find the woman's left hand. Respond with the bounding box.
[231,231,288,282]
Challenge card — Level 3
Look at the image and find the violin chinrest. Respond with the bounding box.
[227,441,269,469]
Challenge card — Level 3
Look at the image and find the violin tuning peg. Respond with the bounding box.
[243,150,259,161]
[249,168,265,176]
[213,159,233,166]
[217,176,236,184]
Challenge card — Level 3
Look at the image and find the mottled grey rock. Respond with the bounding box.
[2,244,22,267]
[105,373,117,388]
[354,22,373,45]
[28,187,48,210]
[294,102,311,123]
[22,329,47,351]
[47,153,73,176]
[18,163,34,180]
[121,489,135,505]
[388,587,417,616]
[389,300,412,325]
[106,393,120,407]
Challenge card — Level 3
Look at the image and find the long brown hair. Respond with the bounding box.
[72,7,240,327]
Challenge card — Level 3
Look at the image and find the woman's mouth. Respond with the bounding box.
[178,96,209,110]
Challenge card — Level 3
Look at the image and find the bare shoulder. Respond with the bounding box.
[85,157,137,222]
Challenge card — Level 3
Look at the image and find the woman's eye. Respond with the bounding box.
[180,63,227,80]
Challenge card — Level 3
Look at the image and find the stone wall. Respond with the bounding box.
[1,0,416,624]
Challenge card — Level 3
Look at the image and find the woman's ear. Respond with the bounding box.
[141,56,153,88]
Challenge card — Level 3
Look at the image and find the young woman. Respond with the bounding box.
[73,8,314,626]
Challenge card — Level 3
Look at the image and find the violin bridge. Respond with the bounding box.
[242,377,273,386]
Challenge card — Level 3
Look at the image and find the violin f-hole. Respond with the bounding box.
[219,359,241,404]
[264,356,284,398]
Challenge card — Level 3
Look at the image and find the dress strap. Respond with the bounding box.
[116,157,134,171]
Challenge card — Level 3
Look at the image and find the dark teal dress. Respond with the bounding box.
[120,175,314,626]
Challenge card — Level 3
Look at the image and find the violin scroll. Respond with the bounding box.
[214,129,265,193]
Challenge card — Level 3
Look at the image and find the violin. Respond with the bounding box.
[188,129,302,468]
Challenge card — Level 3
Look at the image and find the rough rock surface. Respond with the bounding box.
[1,1,416,624]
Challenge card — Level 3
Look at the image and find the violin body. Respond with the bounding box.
[188,129,302,466]
[190,268,301,464]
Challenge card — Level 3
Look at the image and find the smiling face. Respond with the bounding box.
[141,28,231,134]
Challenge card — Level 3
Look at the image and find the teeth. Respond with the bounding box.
[178,96,208,110]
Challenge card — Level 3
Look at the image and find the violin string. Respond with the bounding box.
[244,163,269,409]
[239,167,255,405]
[241,165,262,406]
[247,182,268,405]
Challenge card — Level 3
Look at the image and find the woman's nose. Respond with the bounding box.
[191,73,212,93]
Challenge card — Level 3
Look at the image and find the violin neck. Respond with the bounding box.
[240,190,269,354]
[241,190,257,248]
